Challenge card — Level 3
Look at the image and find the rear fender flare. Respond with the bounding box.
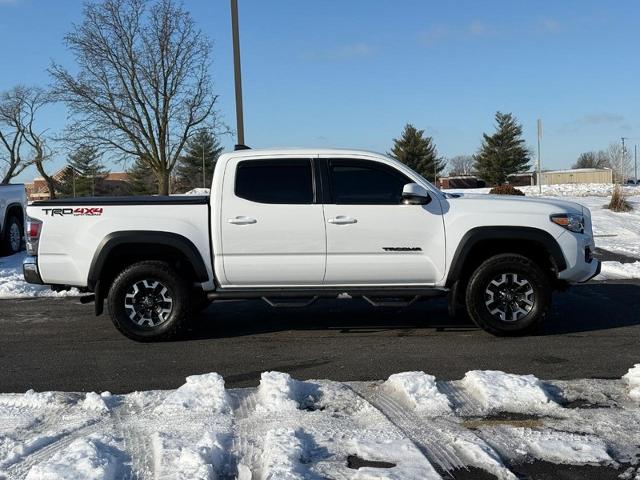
[87,231,209,291]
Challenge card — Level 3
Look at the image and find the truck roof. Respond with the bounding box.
[219,148,388,159]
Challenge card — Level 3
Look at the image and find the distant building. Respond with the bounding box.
[25,168,131,202]
[540,168,612,185]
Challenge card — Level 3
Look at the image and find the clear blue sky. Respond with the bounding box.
[1,0,639,182]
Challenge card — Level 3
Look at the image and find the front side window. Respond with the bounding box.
[235,159,314,204]
[328,159,410,205]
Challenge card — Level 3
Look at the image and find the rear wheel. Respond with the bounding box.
[1,214,23,256]
[107,261,192,342]
[465,254,551,336]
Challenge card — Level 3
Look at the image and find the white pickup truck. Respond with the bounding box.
[23,149,600,341]
[0,184,26,256]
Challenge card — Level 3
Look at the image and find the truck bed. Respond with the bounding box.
[28,195,213,288]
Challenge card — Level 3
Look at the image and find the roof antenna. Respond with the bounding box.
[231,0,249,151]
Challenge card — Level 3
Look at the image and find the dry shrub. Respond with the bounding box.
[489,184,525,196]
[608,184,632,212]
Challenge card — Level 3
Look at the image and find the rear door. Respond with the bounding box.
[321,157,446,285]
[219,156,326,286]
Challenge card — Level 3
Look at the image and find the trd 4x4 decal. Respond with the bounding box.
[42,207,104,217]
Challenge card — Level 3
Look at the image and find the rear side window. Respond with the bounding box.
[235,159,314,204]
[328,159,410,205]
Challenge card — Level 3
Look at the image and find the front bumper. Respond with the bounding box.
[23,256,44,285]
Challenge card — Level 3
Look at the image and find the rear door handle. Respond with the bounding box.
[328,215,357,225]
[228,216,257,225]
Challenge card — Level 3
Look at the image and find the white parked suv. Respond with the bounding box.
[23,149,600,341]
[0,184,26,256]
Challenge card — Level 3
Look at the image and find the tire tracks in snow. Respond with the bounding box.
[350,382,517,479]
[3,415,106,479]
[229,390,261,479]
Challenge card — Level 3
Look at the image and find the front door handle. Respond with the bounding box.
[228,216,257,225]
[328,215,357,225]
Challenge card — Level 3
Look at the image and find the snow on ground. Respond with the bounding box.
[1,369,640,480]
[0,252,79,299]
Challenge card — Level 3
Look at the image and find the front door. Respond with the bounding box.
[219,156,326,286]
[321,157,446,285]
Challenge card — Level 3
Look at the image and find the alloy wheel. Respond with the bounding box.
[484,272,535,322]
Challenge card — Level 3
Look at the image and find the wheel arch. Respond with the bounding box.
[88,231,210,304]
[1,202,24,238]
[445,226,567,289]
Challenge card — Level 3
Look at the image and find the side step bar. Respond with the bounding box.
[207,287,448,308]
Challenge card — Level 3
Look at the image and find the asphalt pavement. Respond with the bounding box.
[0,280,638,393]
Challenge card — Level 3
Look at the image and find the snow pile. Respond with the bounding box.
[24,435,120,480]
[0,390,68,410]
[257,371,300,412]
[481,427,612,465]
[157,372,230,413]
[623,364,640,401]
[152,431,226,480]
[461,370,559,415]
[3,369,640,479]
[260,428,306,480]
[81,392,110,413]
[0,252,80,299]
[383,372,452,416]
[348,438,441,480]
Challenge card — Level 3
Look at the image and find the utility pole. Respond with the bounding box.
[635,144,638,184]
[537,119,542,194]
[230,0,246,149]
[621,137,628,184]
[202,140,206,189]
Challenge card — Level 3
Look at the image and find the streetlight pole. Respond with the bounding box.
[230,0,246,149]
[635,144,638,184]
[202,140,206,189]
[537,119,542,194]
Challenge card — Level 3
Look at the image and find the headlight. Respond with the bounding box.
[550,213,584,233]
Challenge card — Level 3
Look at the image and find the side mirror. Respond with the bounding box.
[401,183,431,205]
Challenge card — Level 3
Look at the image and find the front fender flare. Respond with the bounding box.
[445,226,567,287]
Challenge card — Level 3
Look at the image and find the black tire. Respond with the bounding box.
[1,214,23,256]
[107,261,193,342]
[465,254,551,336]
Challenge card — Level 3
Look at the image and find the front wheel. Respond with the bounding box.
[465,254,551,336]
[107,261,193,342]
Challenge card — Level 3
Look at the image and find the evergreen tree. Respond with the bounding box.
[474,112,531,185]
[58,146,109,197]
[175,130,223,192]
[127,156,157,195]
[389,124,445,182]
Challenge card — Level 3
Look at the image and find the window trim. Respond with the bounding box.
[234,158,318,205]
[323,158,412,205]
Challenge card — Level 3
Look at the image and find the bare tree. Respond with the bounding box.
[606,142,631,184]
[0,87,32,184]
[573,151,610,169]
[0,86,56,197]
[49,0,218,195]
[447,155,475,176]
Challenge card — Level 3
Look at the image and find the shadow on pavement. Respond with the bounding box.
[186,282,640,340]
